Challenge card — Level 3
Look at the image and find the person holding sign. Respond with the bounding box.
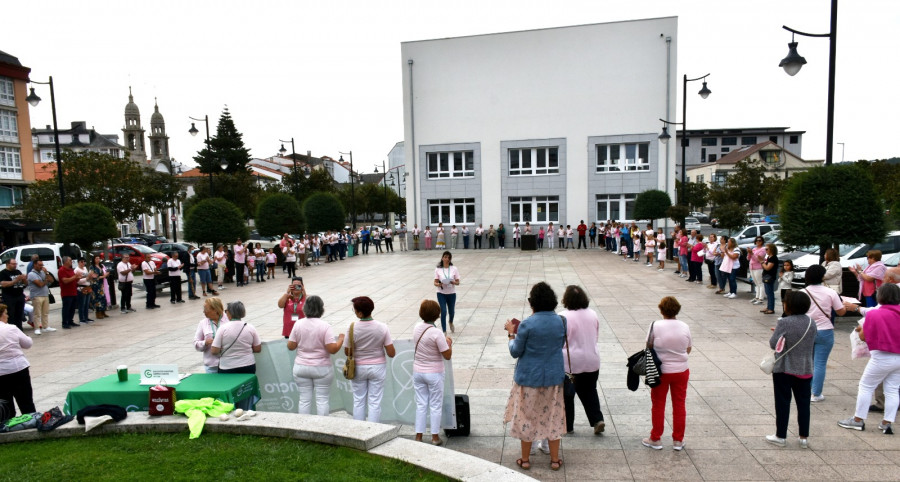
[344,296,395,422]
[413,300,453,445]
[287,295,345,416]
[434,251,460,333]
[278,277,306,339]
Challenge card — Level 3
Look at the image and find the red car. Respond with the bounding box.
[93,244,170,286]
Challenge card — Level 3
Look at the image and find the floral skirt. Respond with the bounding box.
[503,382,565,441]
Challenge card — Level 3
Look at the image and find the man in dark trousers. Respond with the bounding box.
[57,256,80,328]
[577,220,588,249]
[0,258,27,330]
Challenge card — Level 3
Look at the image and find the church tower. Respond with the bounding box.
[148,97,171,171]
[122,87,147,164]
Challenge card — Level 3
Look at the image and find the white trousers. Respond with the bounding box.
[413,372,444,435]
[855,350,900,423]
[751,268,764,299]
[547,237,554,249]
[293,364,334,416]
[351,363,386,422]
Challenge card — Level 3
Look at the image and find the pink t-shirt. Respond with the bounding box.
[434,265,459,295]
[412,323,449,373]
[282,297,305,338]
[802,285,843,331]
[690,242,705,263]
[193,316,228,369]
[289,317,337,367]
[344,319,393,365]
[196,252,210,270]
[647,319,692,374]
[234,244,246,263]
[212,321,261,370]
[749,246,766,270]
[561,309,600,374]
[0,322,32,376]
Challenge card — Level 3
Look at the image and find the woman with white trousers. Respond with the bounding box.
[344,296,395,422]
[412,300,453,445]
[287,295,345,416]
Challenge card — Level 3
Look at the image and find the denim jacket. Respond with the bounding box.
[509,311,566,387]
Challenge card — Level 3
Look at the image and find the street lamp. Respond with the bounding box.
[169,160,185,243]
[26,77,65,207]
[657,74,711,206]
[188,115,213,193]
[779,0,838,165]
[339,151,355,231]
[374,161,388,225]
[278,138,299,195]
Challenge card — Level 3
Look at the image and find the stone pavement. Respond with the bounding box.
[24,246,899,480]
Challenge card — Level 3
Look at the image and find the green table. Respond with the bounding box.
[64,374,261,415]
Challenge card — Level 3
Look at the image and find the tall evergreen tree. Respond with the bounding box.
[193,106,252,175]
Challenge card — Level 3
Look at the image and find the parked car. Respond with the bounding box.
[0,243,84,286]
[132,233,167,246]
[791,231,900,296]
[747,212,765,224]
[728,224,781,246]
[689,212,709,224]
[153,242,196,263]
[684,217,702,232]
[245,235,280,250]
[93,243,170,289]
[763,214,781,224]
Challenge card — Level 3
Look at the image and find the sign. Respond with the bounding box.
[254,339,458,428]
[139,364,181,386]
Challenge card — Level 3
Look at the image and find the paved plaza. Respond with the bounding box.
[25,246,899,480]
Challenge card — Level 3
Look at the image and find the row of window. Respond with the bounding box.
[426,194,639,225]
[0,186,23,208]
[699,135,799,147]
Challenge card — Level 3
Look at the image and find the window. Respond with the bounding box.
[40,150,55,162]
[427,151,474,179]
[509,147,559,176]
[713,172,727,186]
[701,138,717,146]
[769,136,778,143]
[789,135,799,144]
[697,174,705,183]
[762,150,781,166]
[0,109,17,142]
[18,247,52,262]
[741,136,758,145]
[596,143,649,172]
[700,148,706,163]
[509,196,559,223]
[428,198,475,225]
[722,137,737,146]
[0,78,13,106]
[0,147,22,179]
[0,186,23,208]
[721,147,730,153]
[707,154,716,163]
[596,194,637,221]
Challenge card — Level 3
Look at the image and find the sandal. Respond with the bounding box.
[516,458,531,470]
[550,459,563,471]
[762,310,775,314]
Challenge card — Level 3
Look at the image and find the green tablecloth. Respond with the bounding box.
[64,373,260,415]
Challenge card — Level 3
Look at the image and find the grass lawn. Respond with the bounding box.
[0,432,450,481]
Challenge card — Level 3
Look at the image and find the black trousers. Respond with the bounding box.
[578,235,587,248]
[385,238,393,252]
[169,276,182,301]
[474,236,482,249]
[0,367,35,416]
[687,260,703,282]
[564,370,604,432]
[144,279,156,307]
[773,372,811,438]
[705,259,717,284]
[235,263,245,285]
[119,281,132,310]
[3,295,24,330]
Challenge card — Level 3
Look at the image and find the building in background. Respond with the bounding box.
[401,18,678,230]
[677,126,804,168]
[31,121,125,179]
[387,141,406,198]
[686,140,821,187]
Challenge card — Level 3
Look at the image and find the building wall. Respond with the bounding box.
[678,129,803,167]
[401,17,678,229]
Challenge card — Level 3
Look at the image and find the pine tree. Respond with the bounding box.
[193,106,252,175]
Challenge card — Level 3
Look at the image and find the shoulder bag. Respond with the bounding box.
[562,315,576,397]
[414,324,434,357]
[343,322,356,380]
[803,288,832,326]
[630,321,662,387]
[760,315,813,374]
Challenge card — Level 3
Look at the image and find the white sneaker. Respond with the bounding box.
[34,328,42,335]
[765,434,786,447]
[811,394,825,403]
[726,293,737,299]
[723,292,731,297]
[43,327,57,332]
[799,438,810,449]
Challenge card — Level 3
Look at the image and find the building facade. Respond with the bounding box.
[0,50,38,245]
[31,121,125,179]
[677,127,804,168]
[401,18,678,230]
[686,140,822,187]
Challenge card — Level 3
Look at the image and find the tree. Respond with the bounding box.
[666,205,689,227]
[183,198,249,246]
[255,193,303,237]
[23,150,163,223]
[54,203,118,249]
[713,203,748,235]
[633,189,672,221]
[190,171,260,219]
[303,193,346,233]
[143,170,186,215]
[355,183,381,223]
[859,159,900,228]
[707,158,785,212]
[675,180,709,210]
[192,107,252,175]
[779,164,887,248]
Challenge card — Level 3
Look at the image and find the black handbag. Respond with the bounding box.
[48,292,56,304]
[630,321,662,388]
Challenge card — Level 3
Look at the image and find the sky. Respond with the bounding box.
[6,0,899,173]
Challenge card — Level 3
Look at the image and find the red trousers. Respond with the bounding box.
[650,369,689,442]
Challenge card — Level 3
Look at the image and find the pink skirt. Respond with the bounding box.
[503,382,566,441]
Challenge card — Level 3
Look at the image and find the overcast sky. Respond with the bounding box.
[6,0,898,172]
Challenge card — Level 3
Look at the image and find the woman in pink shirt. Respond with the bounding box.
[850,250,887,308]
[193,297,229,373]
[560,285,605,434]
[687,234,705,284]
[748,237,767,305]
[643,296,692,451]
[413,300,453,445]
[277,277,306,339]
[343,296,395,422]
[0,303,36,416]
[287,295,345,416]
[537,227,545,250]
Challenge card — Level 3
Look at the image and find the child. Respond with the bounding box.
[779,260,795,302]
[621,244,629,261]
[645,236,656,266]
[633,234,641,262]
[657,240,667,271]
[247,251,256,283]
[266,248,277,279]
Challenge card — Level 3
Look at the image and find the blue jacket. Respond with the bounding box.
[509,311,566,387]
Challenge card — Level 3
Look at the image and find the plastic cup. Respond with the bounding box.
[117,365,128,382]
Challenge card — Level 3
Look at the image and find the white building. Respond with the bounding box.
[401,18,678,229]
[677,126,804,168]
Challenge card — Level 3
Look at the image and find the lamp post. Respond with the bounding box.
[26,77,65,207]
[779,0,838,165]
[169,160,184,243]
[339,151,355,231]
[374,161,388,225]
[278,138,299,195]
[658,74,711,206]
[188,115,213,193]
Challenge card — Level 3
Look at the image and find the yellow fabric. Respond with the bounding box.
[174,398,235,439]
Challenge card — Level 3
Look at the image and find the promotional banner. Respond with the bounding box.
[254,339,458,428]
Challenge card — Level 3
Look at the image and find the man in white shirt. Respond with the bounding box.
[384,226,394,252]
[474,224,484,249]
[117,253,135,313]
[233,239,247,287]
[462,225,470,249]
[167,252,184,304]
[397,224,408,251]
[450,225,459,250]
[141,254,161,309]
[412,224,421,251]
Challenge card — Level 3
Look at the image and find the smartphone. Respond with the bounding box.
[510,318,521,334]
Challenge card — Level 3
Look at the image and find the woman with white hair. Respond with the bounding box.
[211,301,261,374]
[287,295,345,416]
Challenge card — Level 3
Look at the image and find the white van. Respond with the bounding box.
[791,231,900,293]
[0,243,84,285]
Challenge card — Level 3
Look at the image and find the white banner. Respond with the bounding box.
[253,339,458,428]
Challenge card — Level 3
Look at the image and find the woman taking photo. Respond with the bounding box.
[434,251,460,333]
[761,243,780,315]
[503,282,567,471]
[344,296,395,422]
[287,295,345,416]
[278,277,306,339]
[0,304,37,417]
[643,296,692,451]
[560,285,605,435]
[802,265,846,403]
[850,250,887,308]
[412,299,453,445]
[766,291,816,448]
[90,255,110,319]
[193,297,228,373]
